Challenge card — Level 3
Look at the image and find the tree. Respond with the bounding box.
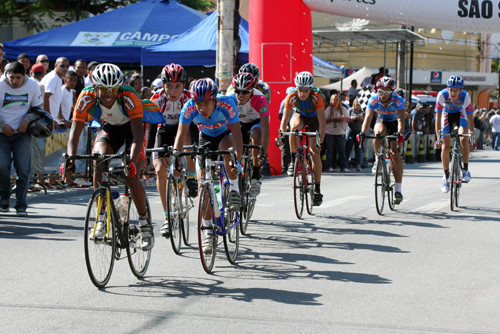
[0,0,215,33]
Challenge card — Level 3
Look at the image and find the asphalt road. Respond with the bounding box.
[1,149,499,333]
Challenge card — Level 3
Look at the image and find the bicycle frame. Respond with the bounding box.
[444,129,470,211]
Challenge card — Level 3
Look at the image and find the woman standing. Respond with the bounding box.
[345,98,365,171]
[324,94,350,172]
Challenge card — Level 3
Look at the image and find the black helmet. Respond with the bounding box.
[28,107,54,138]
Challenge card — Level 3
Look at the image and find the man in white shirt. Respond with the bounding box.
[490,110,500,151]
[0,62,44,216]
[41,57,69,130]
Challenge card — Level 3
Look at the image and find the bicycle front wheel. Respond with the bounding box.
[240,161,252,235]
[84,189,115,288]
[293,158,305,219]
[167,176,182,254]
[305,155,314,215]
[197,183,216,273]
[180,176,191,246]
[387,168,395,211]
[374,158,386,215]
[127,197,152,278]
[450,155,459,211]
[223,182,240,264]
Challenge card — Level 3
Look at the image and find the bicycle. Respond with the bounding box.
[444,129,470,211]
[276,129,320,219]
[146,145,196,254]
[363,134,399,215]
[239,143,264,235]
[196,147,241,273]
[62,151,152,288]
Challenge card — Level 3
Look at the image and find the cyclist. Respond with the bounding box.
[435,75,474,193]
[359,76,406,204]
[172,78,242,253]
[150,63,198,238]
[279,71,326,206]
[227,72,269,196]
[227,63,271,105]
[64,63,154,251]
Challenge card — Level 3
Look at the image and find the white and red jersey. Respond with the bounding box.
[226,88,269,124]
[151,88,191,128]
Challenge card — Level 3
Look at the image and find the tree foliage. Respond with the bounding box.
[0,0,215,33]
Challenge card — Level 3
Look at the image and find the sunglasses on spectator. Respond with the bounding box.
[40,59,49,63]
[58,64,69,68]
[235,89,251,95]
[97,86,119,94]
[378,90,392,96]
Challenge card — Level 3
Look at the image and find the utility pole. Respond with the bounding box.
[216,0,235,93]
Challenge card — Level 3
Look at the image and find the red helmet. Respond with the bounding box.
[232,72,256,91]
[161,63,186,83]
[376,76,396,90]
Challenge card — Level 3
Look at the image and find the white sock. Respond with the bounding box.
[202,219,213,233]
[229,178,239,193]
[395,183,402,193]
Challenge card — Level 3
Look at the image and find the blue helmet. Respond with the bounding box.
[191,78,218,101]
[446,75,465,89]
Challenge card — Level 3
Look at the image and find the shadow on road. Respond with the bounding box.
[0,219,80,241]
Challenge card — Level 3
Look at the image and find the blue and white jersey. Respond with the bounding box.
[366,93,405,122]
[180,94,239,137]
[435,89,473,115]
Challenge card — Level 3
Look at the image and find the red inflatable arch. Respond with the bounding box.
[249,0,313,174]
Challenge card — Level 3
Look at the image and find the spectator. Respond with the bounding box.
[59,71,77,129]
[140,86,153,100]
[73,59,87,96]
[17,53,30,73]
[345,98,364,171]
[84,61,98,87]
[278,87,294,174]
[129,73,143,93]
[41,57,69,130]
[347,79,359,106]
[324,93,350,172]
[411,103,424,133]
[35,54,50,73]
[151,78,163,93]
[0,62,44,216]
[490,110,500,151]
[30,63,46,95]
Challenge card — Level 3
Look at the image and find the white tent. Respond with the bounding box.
[320,67,376,91]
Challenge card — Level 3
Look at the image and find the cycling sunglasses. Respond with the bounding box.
[235,89,251,95]
[378,90,393,96]
[97,86,120,94]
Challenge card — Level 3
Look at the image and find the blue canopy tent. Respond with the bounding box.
[141,12,343,79]
[3,0,206,63]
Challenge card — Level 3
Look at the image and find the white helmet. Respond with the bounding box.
[92,63,124,88]
[294,71,314,88]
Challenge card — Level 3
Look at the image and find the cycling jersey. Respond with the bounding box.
[284,87,324,118]
[151,89,191,128]
[73,85,143,124]
[366,93,405,122]
[180,94,239,137]
[226,88,269,124]
[435,89,473,115]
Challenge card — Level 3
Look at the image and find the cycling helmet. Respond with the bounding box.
[91,63,124,88]
[294,71,314,88]
[239,63,260,80]
[161,63,186,83]
[28,107,54,138]
[191,78,218,101]
[446,75,465,89]
[377,76,396,90]
[232,72,256,91]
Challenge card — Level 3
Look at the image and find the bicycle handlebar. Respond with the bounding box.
[62,151,129,179]
[276,129,321,148]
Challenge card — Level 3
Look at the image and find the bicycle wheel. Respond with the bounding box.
[180,176,191,246]
[223,182,239,264]
[84,189,115,288]
[450,155,457,211]
[293,158,305,219]
[126,196,152,278]
[240,160,252,235]
[455,156,462,208]
[387,167,395,211]
[305,155,314,215]
[374,157,386,215]
[197,183,217,273]
[166,176,182,254]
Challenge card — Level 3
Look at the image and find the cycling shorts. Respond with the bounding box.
[241,119,261,145]
[197,130,231,170]
[153,125,178,160]
[292,113,319,132]
[441,112,468,135]
[375,118,398,135]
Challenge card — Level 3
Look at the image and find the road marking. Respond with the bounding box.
[315,195,367,209]
[409,200,449,213]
